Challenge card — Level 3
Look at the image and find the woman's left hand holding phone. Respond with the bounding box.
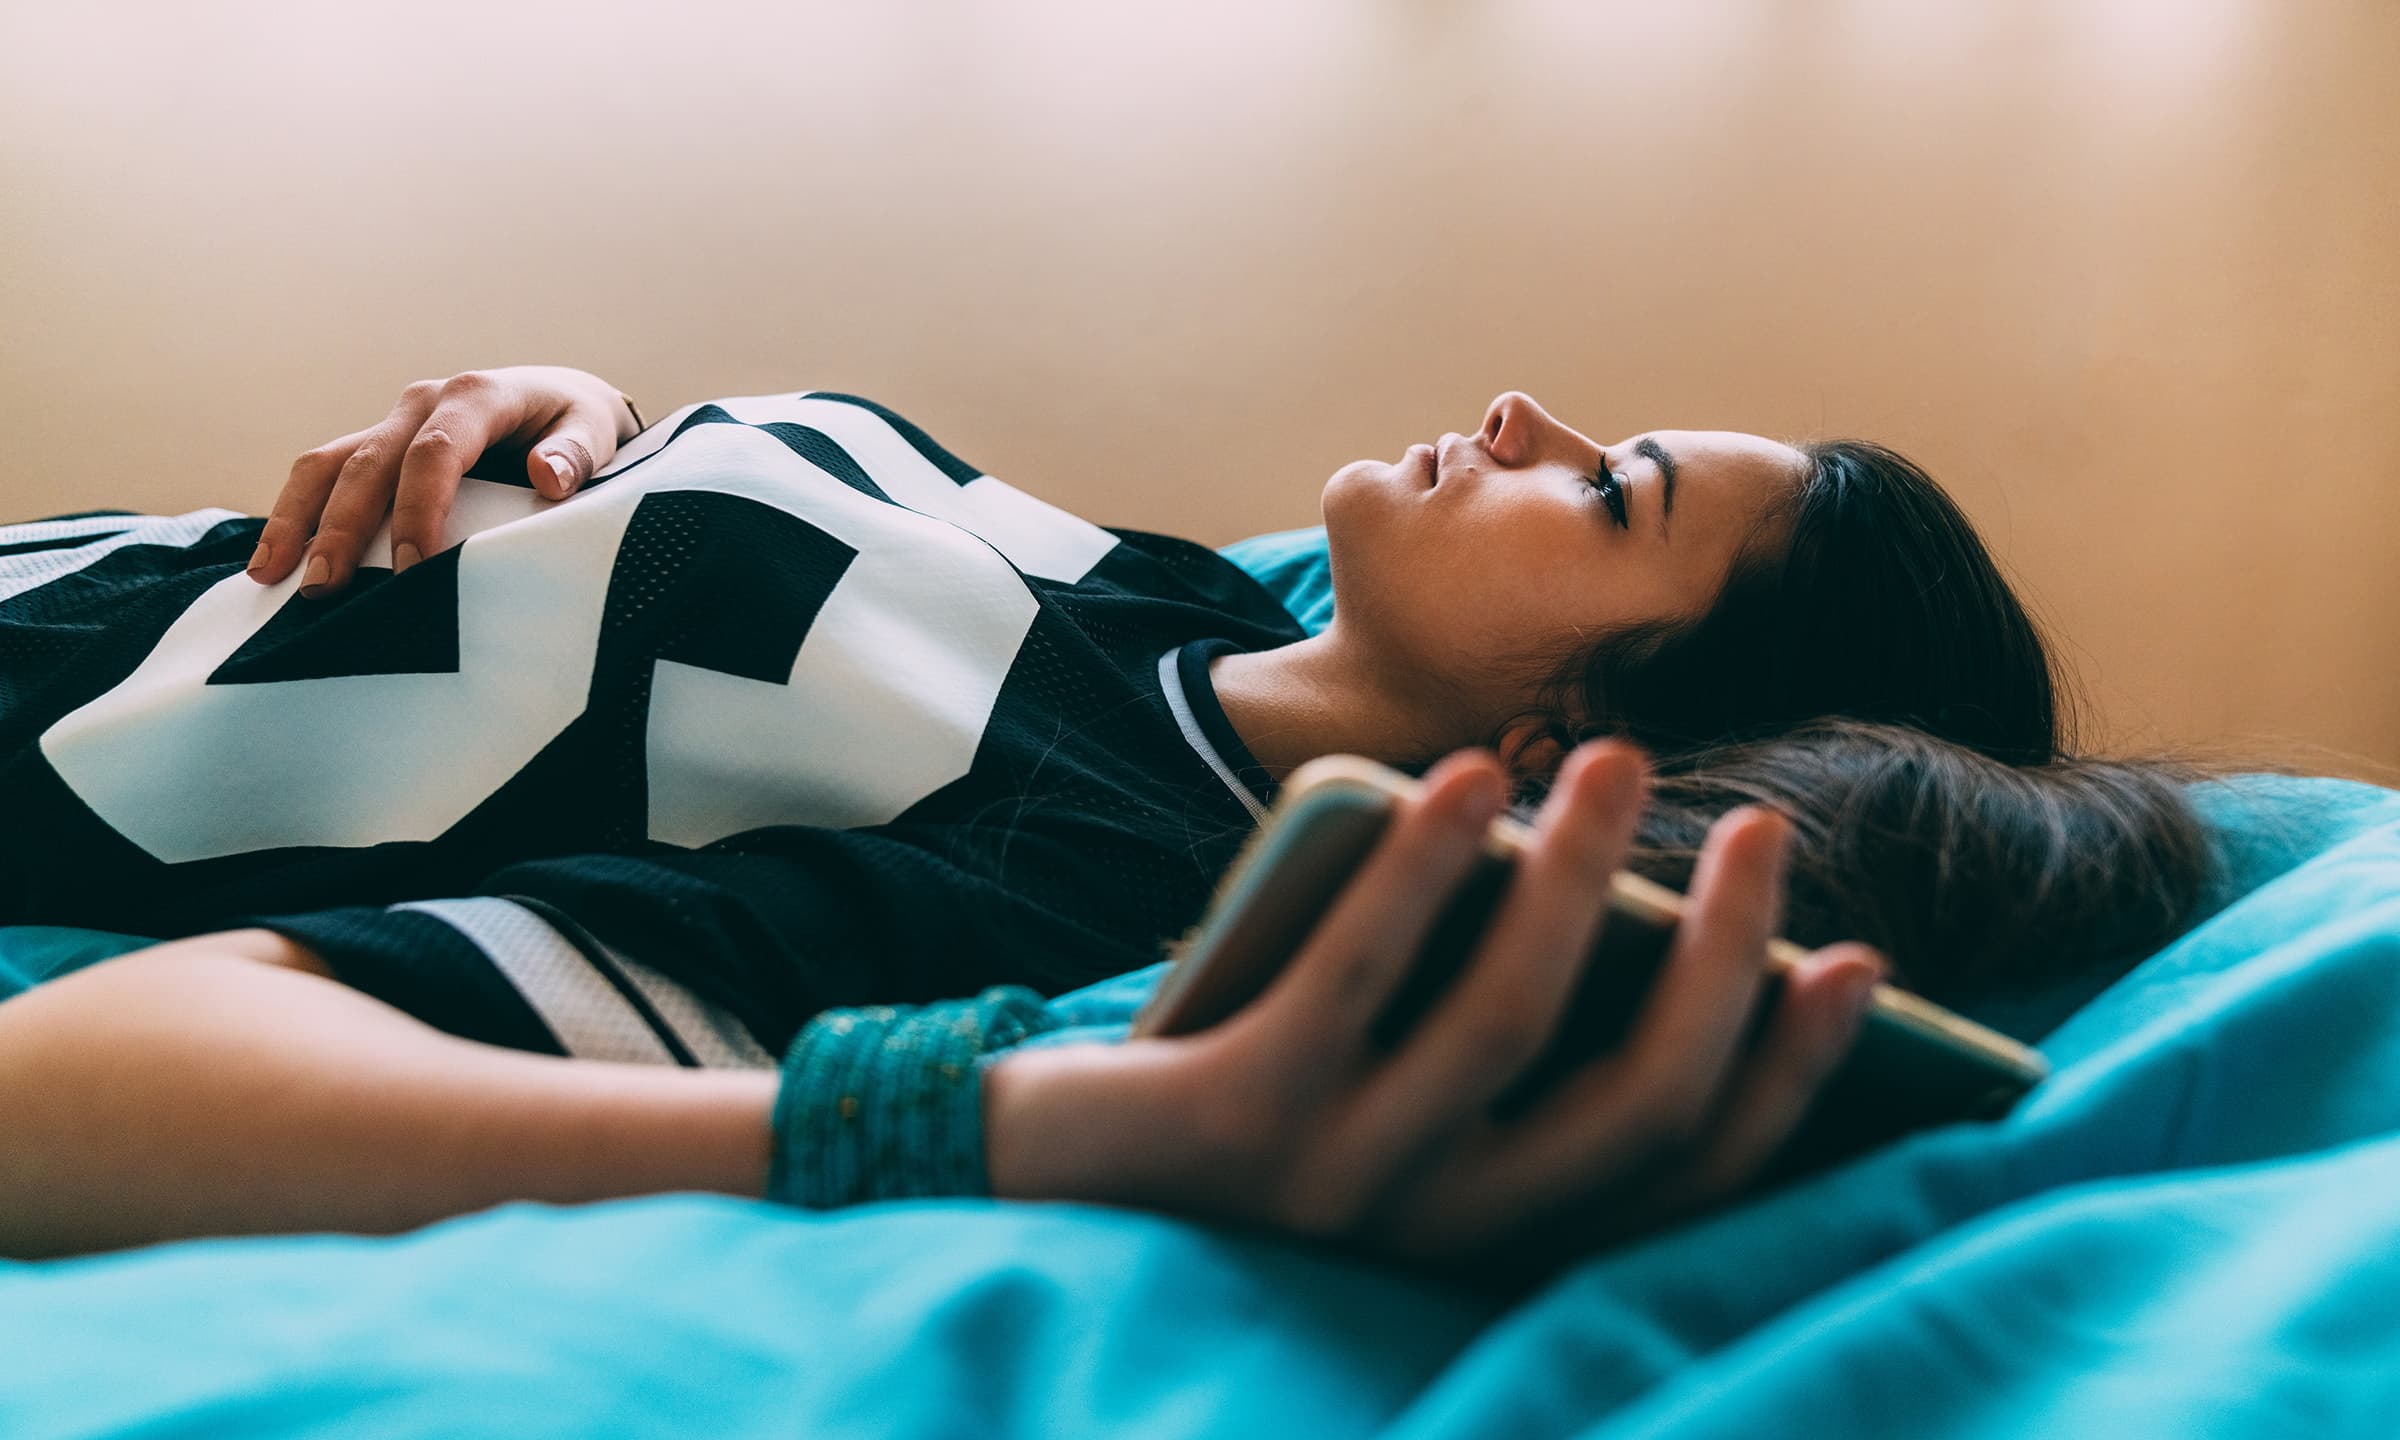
[246,365,643,598]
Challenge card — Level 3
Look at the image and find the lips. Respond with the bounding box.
[1434,431,1466,487]
[1411,442,1439,486]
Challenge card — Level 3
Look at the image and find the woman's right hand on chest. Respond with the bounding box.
[247,365,645,598]
[979,741,1884,1277]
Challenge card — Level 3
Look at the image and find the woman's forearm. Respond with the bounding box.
[0,932,777,1259]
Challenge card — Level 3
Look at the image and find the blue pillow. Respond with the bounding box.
[1218,525,1331,636]
[0,926,155,1002]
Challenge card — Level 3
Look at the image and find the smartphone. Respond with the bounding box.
[1134,753,2047,1179]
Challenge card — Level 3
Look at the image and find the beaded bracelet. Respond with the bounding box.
[765,985,1063,1208]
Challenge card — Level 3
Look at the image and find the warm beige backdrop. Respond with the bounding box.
[3,1,2394,770]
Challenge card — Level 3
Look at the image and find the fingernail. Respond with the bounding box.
[1843,963,1881,1023]
[1590,746,1644,802]
[1459,768,1507,826]
[546,453,574,494]
[1755,808,1795,875]
[301,554,329,593]
[246,540,270,576]
[393,542,422,574]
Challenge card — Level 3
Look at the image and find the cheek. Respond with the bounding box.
[1471,510,1604,618]
[1338,489,1620,666]
[1420,527,1583,658]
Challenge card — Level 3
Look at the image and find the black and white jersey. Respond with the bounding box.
[0,390,1305,1065]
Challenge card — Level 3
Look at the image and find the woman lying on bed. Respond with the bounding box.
[0,366,2206,1263]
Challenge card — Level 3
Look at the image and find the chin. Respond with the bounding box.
[1319,466,1377,548]
[1322,457,1381,498]
[1321,456,1404,521]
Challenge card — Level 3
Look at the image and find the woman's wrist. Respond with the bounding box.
[980,1040,1195,1207]
[979,1045,1073,1201]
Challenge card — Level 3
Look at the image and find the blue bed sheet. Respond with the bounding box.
[2,772,2397,1436]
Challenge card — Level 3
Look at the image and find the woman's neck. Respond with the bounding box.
[1205,629,1471,783]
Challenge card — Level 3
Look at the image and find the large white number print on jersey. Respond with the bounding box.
[41,394,1118,862]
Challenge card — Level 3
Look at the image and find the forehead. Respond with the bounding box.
[1632,428,1809,487]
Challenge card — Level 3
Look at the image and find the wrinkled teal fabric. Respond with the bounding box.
[2,774,2395,1437]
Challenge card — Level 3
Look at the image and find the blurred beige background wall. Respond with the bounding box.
[3,1,2394,769]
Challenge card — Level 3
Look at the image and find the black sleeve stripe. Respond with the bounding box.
[0,531,133,558]
[605,947,777,1069]
[487,895,699,1067]
[243,905,562,1056]
[391,898,683,1066]
[0,508,243,608]
[501,893,776,1070]
[0,512,148,543]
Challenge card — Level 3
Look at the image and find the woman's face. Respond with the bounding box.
[1321,391,1809,726]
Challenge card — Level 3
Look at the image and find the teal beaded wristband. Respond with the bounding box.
[765,986,1062,1209]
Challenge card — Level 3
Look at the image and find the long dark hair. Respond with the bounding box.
[1605,719,2215,1006]
[1498,439,2066,784]
[1470,441,2215,1002]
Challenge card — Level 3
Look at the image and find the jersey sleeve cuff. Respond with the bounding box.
[242,896,779,1070]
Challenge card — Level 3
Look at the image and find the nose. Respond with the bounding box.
[1478,391,1555,468]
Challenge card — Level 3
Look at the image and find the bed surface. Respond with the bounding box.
[2,772,2397,1437]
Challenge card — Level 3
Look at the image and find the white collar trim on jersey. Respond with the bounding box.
[1157,646,1272,824]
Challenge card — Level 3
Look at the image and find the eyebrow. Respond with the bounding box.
[1635,435,1679,537]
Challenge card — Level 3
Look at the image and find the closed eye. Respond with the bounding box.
[1589,461,1629,529]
